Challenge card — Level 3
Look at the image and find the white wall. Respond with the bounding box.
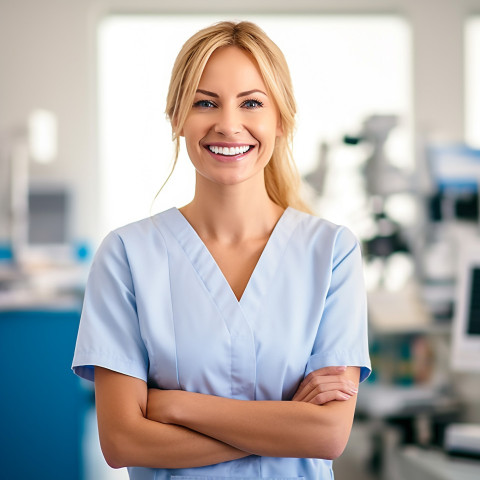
[1,0,479,244]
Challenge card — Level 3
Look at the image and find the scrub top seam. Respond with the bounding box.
[250,212,303,320]
[163,211,241,337]
[331,229,359,272]
[163,209,262,401]
[108,231,151,379]
[112,231,137,302]
[267,214,302,291]
[149,215,182,390]
[169,240,241,399]
[249,215,302,402]
[238,208,301,318]
[173,237,234,332]
[111,231,142,334]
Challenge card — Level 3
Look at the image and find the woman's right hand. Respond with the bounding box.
[292,366,358,405]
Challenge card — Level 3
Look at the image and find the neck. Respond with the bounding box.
[180,175,284,243]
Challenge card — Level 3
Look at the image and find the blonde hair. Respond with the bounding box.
[165,20,310,212]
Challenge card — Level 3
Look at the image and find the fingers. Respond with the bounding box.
[302,366,347,383]
[293,378,341,402]
[296,366,346,392]
[293,366,358,403]
[301,382,358,404]
[293,379,358,402]
[308,390,354,405]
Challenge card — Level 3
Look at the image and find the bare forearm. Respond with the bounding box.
[103,416,249,469]
[94,367,249,470]
[149,390,356,459]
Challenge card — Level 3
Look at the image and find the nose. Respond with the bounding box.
[213,106,242,136]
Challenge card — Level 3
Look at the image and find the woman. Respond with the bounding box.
[72,21,371,479]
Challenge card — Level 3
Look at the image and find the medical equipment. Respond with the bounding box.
[422,144,480,318]
[450,240,480,372]
[5,110,58,265]
[443,240,480,457]
[343,115,414,289]
[344,114,412,198]
[427,143,480,224]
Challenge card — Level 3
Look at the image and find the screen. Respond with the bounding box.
[28,190,69,245]
[451,245,480,372]
[468,267,480,335]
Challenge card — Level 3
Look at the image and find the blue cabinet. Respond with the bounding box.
[0,308,89,480]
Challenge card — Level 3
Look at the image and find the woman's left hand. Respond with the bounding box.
[148,366,359,423]
[292,366,358,405]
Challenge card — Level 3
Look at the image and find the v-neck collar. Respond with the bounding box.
[161,206,300,315]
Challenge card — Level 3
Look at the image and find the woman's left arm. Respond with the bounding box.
[147,366,359,460]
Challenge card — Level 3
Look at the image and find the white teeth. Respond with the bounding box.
[209,145,250,156]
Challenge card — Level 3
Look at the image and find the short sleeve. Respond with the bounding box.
[305,227,371,383]
[72,231,148,383]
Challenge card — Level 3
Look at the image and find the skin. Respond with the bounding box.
[181,46,283,189]
[95,46,361,470]
[178,46,285,299]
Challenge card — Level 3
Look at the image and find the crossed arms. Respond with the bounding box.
[94,365,360,469]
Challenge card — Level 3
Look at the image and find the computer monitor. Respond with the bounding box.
[451,240,480,372]
[28,189,69,245]
[446,240,480,456]
[25,186,72,263]
[427,143,480,223]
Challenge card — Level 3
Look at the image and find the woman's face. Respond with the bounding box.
[181,46,283,188]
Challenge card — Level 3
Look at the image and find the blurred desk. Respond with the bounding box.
[356,384,461,478]
[395,446,480,480]
[357,384,458,419]
[0,288,82,311]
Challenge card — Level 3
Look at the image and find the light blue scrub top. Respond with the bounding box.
[72,207,371,480]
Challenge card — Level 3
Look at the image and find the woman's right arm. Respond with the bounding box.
[95,365,355,469]
[94,366,250,469]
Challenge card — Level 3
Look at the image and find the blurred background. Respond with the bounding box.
[1,0,480,479]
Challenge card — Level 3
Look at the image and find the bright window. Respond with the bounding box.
[98,14,411,237]
[466,17,480,148]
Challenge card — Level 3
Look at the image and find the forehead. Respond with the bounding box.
[198,46,266,90]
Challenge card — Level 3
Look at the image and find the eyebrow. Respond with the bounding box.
[196,88,267,98]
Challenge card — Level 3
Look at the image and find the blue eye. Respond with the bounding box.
[242,98,264,109]
[193,99,216,108]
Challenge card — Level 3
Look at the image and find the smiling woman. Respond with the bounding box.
[73,20,371,480]
[98,15,411,235]
[181,47,282,189]
[166,22,305,212]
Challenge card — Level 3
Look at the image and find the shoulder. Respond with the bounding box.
[112,208,176,241]
[94,208,178,264]
[288,207,359,255]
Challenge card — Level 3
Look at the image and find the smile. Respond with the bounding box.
[208,145,252,156]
